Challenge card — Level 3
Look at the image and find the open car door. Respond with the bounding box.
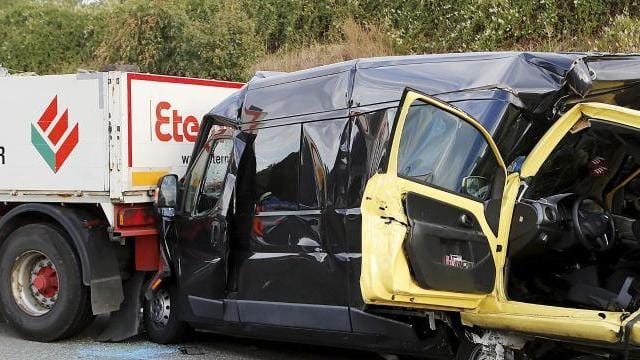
[171,124,238,320]
[361,88,507,310]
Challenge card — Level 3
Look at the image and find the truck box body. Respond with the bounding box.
[0,72,242,224]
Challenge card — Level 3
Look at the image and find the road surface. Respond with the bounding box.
[0,316,378,360]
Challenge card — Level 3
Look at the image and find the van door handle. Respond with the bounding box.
[211,223,220,246]
[459,214,474,228]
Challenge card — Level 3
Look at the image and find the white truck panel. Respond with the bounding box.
[122,74,240,193]
[0,74,109,193]
[0,72,243,215]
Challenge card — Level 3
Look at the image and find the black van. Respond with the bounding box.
[148,52,640,359]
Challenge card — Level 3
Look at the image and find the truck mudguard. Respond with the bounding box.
[0,203,124,315]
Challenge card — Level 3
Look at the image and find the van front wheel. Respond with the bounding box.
[456,334,525,360]
[455,340,486,360]
[143,282,189,344]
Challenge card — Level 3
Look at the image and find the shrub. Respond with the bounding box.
[2,0,640,80]
[0,2,103,74]
[597,15,640,53]
[240,0,348,51]
[93,1,188,75]
[176,1,263,80]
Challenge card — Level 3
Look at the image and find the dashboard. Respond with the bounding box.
[508,194,576,258]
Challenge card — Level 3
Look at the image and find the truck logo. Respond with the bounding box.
[31,96,79,173]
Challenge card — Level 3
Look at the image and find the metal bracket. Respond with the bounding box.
[469,330,527,360]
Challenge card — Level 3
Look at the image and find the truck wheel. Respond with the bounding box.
[0,223,93,341]
[143,282,189,344]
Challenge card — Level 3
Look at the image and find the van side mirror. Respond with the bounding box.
[155,174,178,217]
[461,176,490,201]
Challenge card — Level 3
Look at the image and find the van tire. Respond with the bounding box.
[456,342,483,360]
[455,335,484,360]
[0,223,93,342]
[143,281,189,344]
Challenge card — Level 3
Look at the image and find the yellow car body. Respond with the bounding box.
[361,90,640,347]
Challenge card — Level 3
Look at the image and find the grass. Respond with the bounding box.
[251,19,394,73]
[251,15,640,74]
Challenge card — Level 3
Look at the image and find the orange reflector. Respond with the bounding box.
[151,278,163,290]
[118,206,156,227]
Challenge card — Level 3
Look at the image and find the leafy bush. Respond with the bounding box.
[597,15,640,53]
[0,2,103,74]
[94,1,196,76]
[92,0,262,80]
[240,0,347,51]
[176,1,263,80]
[348,0,640,53]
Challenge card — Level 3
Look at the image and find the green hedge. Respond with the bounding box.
[0,2,103,74]
[1,0,639,81]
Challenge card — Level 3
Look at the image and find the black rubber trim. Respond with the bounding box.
[235,300,351,331]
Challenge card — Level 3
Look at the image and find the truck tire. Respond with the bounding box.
[143,282,189,344]
[0,223,93,341]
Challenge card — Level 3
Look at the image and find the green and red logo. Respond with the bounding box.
[31,96,79,173]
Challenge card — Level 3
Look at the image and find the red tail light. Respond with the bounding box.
[118,206,155,227]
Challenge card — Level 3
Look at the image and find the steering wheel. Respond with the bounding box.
[571,195,616,252]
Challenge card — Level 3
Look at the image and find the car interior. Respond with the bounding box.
[506,118,640,312]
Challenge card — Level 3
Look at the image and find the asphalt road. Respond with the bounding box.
[0,315,379,360]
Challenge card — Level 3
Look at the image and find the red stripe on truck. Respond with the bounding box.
[47,109,68,145]
[126,73,244,168]
[37,96,57,132]
[54,123,79,172]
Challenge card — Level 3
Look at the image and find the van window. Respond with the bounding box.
[254,124,300,211]
[196,137,233,213]
[397,100,500,201]
[183,140,213,214]
[182,137,233,214]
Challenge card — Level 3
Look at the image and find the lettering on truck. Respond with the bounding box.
[213,154,229,165]
[154,101,200,143]
[0,146,4,165]
[180,148,229,166]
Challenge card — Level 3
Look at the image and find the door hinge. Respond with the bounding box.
[517,181,529,202]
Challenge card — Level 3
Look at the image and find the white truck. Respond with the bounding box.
[0,71,242,341]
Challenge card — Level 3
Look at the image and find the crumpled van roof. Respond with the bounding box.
[206,52,640,126]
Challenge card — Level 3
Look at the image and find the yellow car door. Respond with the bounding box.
[360,88,507,310]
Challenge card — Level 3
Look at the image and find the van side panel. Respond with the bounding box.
[232,119,351,309]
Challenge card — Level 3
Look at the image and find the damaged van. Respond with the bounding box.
[150,52,640,359]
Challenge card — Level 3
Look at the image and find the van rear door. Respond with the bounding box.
[360,88,507,310]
